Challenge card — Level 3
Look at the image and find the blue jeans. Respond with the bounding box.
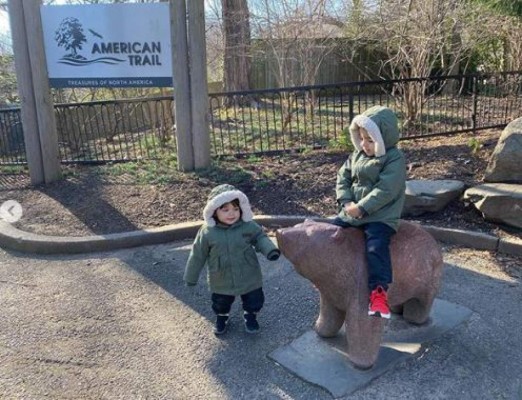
[211,287,265,315]
[332,217,395,291]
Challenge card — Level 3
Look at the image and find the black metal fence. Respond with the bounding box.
[0,107,25,165]
[54,97,175,164]
[1,71,521,165]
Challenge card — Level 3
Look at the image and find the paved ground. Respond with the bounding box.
[1,241,521,399]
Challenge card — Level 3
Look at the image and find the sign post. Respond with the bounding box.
[170,0,210,171]
[8,0,61,184]
[171,0,194,171]
[187,0,210,170]
[24,1,61,183]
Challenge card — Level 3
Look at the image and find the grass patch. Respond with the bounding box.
[96,148,180,185]
[0,165,26,174]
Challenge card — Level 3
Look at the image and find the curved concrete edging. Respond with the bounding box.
[0,216,521,257]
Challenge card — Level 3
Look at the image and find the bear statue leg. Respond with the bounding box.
[402,295,435,325]
[344,307,385,369]
[314,294,345,337]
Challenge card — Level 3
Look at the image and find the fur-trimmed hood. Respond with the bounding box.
[349,106,400,157]
[203,184,254,227]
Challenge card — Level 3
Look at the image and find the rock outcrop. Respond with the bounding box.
[465,118,522,229]
[403,180,465,217]
[464,184,522,229]
[484,118,522,183]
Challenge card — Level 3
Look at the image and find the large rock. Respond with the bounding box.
[275,220,443,370]
[484,118,522,183]
[402,179,465,217]
[464,183,522,229]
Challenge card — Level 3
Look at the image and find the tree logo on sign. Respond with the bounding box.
[54,17,124,66]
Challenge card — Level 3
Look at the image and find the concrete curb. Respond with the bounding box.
[0,216,521,257]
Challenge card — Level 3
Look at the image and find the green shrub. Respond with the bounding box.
[329,128,354,152]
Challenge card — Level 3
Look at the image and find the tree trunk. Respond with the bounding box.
[221,0,251,98]
[442,23,462,96]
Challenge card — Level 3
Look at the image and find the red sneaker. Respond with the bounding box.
[368,286,391,319]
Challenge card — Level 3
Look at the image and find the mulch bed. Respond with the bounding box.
[0,129,520,242]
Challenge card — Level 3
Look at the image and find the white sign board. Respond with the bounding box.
[40,3,172,88]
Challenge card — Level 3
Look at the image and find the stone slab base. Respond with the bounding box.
[269,298,472,398]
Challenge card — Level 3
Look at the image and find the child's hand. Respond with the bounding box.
[344,202,363,219]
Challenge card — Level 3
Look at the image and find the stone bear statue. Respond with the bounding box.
[275,220,443,369]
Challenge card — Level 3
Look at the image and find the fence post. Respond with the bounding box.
[471,75,478,135]
[348,92,355,123]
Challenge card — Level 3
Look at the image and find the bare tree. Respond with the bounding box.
[206,0,346,92]
[503,17,522,71]
[221,0,251,94]
[249,0,344,131]
[473,0,522,71]
[347,0,496,127]
[252,0,344,88]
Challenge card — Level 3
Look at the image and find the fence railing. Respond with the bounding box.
[1,71,521,165]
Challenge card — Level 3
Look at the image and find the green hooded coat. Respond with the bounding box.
[336,106,406,231]
[184,184,280,295]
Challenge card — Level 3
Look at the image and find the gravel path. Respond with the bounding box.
[1,242,521,399]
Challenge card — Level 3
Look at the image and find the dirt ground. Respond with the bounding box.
[0,129,520,243]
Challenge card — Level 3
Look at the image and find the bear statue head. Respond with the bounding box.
[276,219,366,285]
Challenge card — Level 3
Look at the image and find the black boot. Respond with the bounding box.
[214,314,229,335]
[244,312,259,334]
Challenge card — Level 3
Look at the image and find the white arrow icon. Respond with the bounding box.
[0,200,23,223]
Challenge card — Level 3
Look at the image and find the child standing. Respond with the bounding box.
[184,184,280,335]
[333,106,406,319]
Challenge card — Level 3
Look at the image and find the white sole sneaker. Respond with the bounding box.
[368,310,391,319]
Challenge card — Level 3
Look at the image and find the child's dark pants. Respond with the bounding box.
[211,287,265,315]
[332,218,395,291]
